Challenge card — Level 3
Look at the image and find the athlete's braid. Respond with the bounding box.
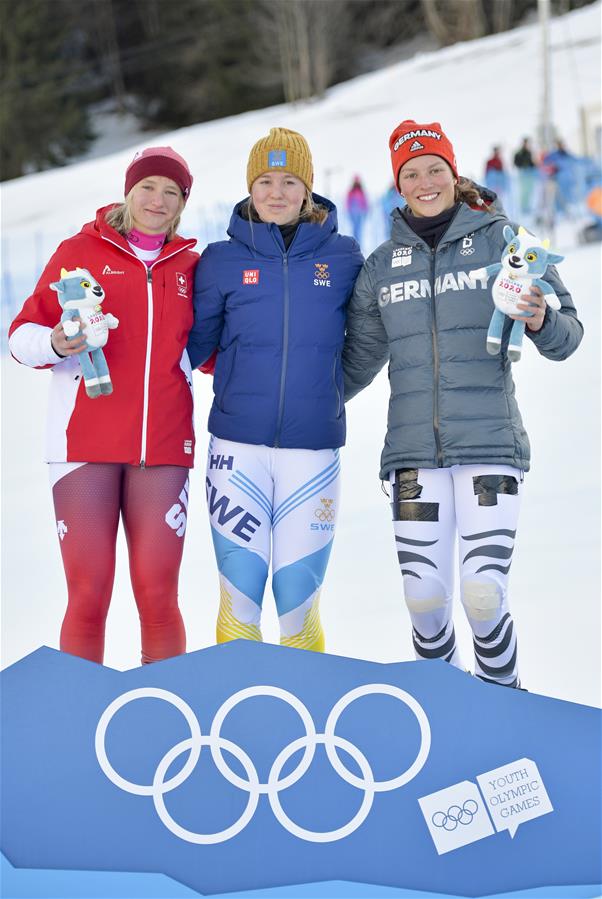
[455,177,495,213]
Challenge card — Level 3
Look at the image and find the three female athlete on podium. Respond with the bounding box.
[10,122,581,686]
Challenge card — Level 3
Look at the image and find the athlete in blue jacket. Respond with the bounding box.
[188,127,363,650]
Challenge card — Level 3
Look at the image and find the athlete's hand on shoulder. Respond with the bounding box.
[50,318,87,356]
[508,286,546,332]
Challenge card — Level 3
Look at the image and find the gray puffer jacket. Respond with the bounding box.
[343,203,583,479]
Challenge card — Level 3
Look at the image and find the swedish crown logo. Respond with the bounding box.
[315,497,335,522]
[313,263,331,287]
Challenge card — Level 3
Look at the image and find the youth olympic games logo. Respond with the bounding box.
[95,684,431,844]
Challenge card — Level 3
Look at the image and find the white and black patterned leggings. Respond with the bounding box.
[389,464,523,687]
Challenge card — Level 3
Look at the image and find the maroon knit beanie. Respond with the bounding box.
[124,147,193,201]
[389,120,458,187]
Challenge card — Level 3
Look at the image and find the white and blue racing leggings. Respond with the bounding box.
[205,437,341,651]
[390,464,523,687]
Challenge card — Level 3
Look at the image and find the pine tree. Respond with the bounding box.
[0,0,96,180]
[112,0,282,127]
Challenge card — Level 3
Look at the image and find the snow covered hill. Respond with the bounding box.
[1,2,600,707]
[2,1,601,274]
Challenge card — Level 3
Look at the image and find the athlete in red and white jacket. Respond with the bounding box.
[10,207,198,465]
[9,147,201,666]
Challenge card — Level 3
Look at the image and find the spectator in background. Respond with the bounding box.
[581,183,602,243]
[513,137,537,216]
[484,146,509,209]
[541,139,578,215]
[381,181,399,239]
[346,176,369,244]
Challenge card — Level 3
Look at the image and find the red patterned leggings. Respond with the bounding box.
[51,462,189,665]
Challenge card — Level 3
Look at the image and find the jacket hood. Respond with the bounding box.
[226,194,339,258]
[80,205,196,254]
[391,201,508,247]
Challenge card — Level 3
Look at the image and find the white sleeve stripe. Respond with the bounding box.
[8,323,65,368]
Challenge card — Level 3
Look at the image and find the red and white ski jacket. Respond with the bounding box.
[9,206,199,467]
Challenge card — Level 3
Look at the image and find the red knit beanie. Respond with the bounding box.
[124,147,193,201]
[389,120,458,187]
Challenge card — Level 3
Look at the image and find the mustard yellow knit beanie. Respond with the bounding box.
[246,127,314,192]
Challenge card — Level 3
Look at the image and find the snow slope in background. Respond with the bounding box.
[1,3,600,707]
[2,2,601,240]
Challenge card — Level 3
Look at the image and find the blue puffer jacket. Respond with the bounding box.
[187,197,363,449]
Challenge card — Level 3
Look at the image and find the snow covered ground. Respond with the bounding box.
[1,3,600,707]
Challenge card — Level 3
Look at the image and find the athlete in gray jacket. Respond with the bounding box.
[343,119,582,688]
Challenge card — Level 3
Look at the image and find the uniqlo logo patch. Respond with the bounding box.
[176,272,188,296]
[243,269,259,285]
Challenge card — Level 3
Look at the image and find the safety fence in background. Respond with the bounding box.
[2,166,600,355]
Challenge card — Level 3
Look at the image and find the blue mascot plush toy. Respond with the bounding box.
[50,267,119,398]
[470,225,563,362]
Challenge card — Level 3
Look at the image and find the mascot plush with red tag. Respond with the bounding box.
[50,267,119,397]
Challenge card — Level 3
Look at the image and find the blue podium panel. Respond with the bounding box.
[1,643,601,897]
[2,852,601,899]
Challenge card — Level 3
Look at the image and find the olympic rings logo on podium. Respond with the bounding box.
[95,683,431,844]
